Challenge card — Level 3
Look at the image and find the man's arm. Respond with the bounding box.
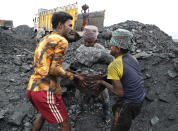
[99,80,124,97]
[48,39,77,80]
[50,64,74,80]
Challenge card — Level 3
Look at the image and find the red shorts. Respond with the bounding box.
[27,90,68,124]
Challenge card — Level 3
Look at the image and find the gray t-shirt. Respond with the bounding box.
[76,43,114,67]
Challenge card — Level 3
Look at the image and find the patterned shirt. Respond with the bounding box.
[107,54,145,103]
[27,32,74,95]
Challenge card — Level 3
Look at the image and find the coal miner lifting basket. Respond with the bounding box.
[73,72,106,96]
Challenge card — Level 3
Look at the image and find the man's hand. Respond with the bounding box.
[73,74,84,81]
[73,73,87,88]
[96,80,103,87]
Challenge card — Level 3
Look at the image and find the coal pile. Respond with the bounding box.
[13,25,36,40]
[100,21,178,131]
[63,20,178,131]
[0,21,178,131]
[0,26,36,131]
[100,20,176,53]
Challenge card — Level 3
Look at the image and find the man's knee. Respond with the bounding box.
[34,114,45,124]
[59,119,70,128]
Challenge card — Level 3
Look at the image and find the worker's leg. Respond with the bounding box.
[75,88,87,111]
[110,101,131,131]
[102,88,111,122]
[27,91,45,131]
[75,88,81,101]
[81,21,87,31]
[110,101,142,131]
[32,114,45,131]
[59,119,71,131]
[29,91,70,130]
[54,93,72,131]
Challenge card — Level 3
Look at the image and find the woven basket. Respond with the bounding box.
[82,4,89,11]
[74,73,106,96]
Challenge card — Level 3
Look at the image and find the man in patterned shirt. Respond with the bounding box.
[96,28,145,131]
[27,12,83,131]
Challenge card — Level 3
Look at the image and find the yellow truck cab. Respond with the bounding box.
[33,3,105,42]
[33,2,78,32]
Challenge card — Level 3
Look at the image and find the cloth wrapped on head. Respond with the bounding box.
[110,28,136,51]
[83,25,98,43]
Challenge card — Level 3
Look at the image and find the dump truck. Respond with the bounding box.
[74,10,105,31]
[33,2,105,32]
[0,20,13,30]
[33,2,78,32]
[33,3,105,42]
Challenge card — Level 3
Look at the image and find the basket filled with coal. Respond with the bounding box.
[82,4,89,11]
[73,72,106,96]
